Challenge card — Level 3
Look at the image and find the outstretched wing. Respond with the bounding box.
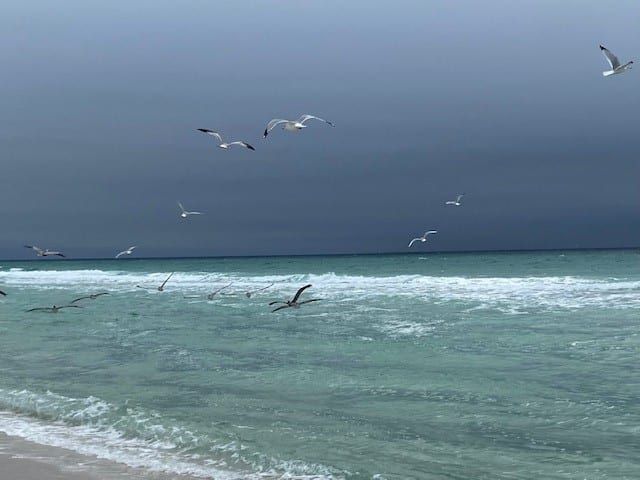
[425,230,438,236]
[272,304,291,313]
[297,114,334,127]
[0,290,6,296]
[456,194,464,202]
[600,45,620,69]
[299,298,321,306]
[160,272,174,288]
[115,251,125,259]
[26,307,49,312]
[228,141,255,151]
[408,238,420,247]
[292,284,312,303]
[263,119,288,138]
[70,295,90,304]
[196,129,224,143]
[25,245,43,255]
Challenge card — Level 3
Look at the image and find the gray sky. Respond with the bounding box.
[1,0,639,259]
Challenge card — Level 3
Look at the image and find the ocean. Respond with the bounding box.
[0,250,638,479]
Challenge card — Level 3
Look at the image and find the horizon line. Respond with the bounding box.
[0,245,637,263]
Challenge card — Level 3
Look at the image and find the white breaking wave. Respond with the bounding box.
[1,269,639,311]
[0,389,343,480]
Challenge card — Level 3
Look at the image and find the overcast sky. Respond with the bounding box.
[1,0,638,259]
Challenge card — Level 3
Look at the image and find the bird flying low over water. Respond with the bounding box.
[246,283,274,298]
[263,115,334,138]
[196,129,255,150]
[408,231,438,248]
[178,202,203,219]
[157,272,174,292]
[27,305,81,313]
[24,245,65,258]
[445,194,464,206]
[70,292,109,304]
[207,282,233,300]
[116,246,136,259]
[600,45,633,77]
[269,284,322,312]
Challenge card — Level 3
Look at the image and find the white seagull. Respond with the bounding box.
[445,194,464,206]
[196,129,255,150]
[263,115,334,138]
[115,246,136,259]
[600,45,633,77]
[408,231,438,248]
[24,245,65,258]
[178,202,203,219]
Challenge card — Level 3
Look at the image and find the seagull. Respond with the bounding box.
[70,292,109,304]
[445,194,464,206]
[207,282,233,300]
[24,245,65,258]
[263,115,334,138]
[408,230,438,248]
[157,272,174,292]
[26,305,82,313]
[178,202,203,219]
[600,45,633,77]
[245,282,274,298]
[268,284,321,313]
[196,129,255,150]
[115,246,136,259]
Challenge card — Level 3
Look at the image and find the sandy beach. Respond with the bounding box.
[0,432,198,480]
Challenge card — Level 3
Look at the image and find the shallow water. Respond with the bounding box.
[0,250,639,479]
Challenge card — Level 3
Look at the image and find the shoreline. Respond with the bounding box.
[0,432,201,480]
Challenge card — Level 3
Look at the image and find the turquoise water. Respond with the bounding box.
[0,250,639,479]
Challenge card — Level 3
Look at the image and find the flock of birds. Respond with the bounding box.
[1,44,633,313]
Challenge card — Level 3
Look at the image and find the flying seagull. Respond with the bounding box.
[600,45,633,77]
[408,230,438,248]
[115,246,136,259]
[70,292,109,304]
[157,272,174,292]
[196,129,255,150]
[246,282,274,298]
[178,202,203,219]
[445,194,464,206]
[268,284,321,313]
[24,245,65,258]
[26,305,82,313]
[207,282,233,300]
[263,115,334,138]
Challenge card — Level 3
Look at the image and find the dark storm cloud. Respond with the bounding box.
[1,0,638,259]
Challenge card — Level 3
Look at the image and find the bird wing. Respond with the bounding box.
[272,304,291,313]
[26,307,49,312]
[115,251,126,259]
[425,231,438,236]
[0,290,6,296]
[456,194,464,202]
[160,272,174,288]
[297,114,335,127]
[197,129,224,143]
[25,245,43,254]
[445,201,455,205]
[53,252,66,257]
[299,298,322,306]
[186,211,203,215]
[268,300,286,306]
[292,284,312,303]
[178,202,187,213]
[227,141,255,151]
[70,295,90,304]
[600,45,620,69]
[60,305,82,310]
[264,119,288,137]
[408,238,420,247]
